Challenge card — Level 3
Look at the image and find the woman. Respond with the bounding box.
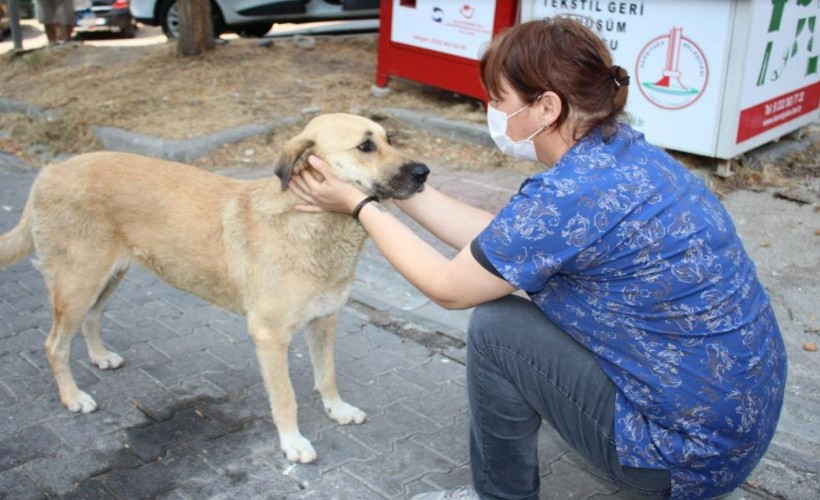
[289,18,787,500]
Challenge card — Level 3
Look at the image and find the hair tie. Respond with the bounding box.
[610,65,630,88]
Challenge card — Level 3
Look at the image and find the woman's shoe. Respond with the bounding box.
[411,485,479,500]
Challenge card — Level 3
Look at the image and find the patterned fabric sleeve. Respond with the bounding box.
[469,238,504,279]
[477,176,599,293]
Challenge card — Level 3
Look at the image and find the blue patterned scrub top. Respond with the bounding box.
[475,124,787,498]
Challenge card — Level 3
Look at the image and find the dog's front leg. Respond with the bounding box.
[305,314,366,425]
[81,269,127,370]
[248,319,316,463]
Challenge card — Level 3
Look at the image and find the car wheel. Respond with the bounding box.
[238,22,273,38]
[159,0,225,39]
[159,0,180,38]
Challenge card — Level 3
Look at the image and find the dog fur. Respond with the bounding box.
[0,113,429,463]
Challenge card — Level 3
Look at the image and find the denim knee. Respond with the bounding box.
[467,300,496,350]
[467,296,523,352]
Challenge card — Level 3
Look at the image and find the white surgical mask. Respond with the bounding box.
[486,101,546,162]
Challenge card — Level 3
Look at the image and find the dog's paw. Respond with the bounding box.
[64,391,98,414]
[325,400,367,425]
[280,433,317,463]
[92,351,124,370]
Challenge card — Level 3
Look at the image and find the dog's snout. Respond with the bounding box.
[410,163,430,183]
[381,161,431,200]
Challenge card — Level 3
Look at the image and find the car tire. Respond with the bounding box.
[159,0,180,38]
[159,0,225,39]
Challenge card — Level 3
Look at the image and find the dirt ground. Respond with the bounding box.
[0,34,817,196]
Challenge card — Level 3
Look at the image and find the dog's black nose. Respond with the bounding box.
[410,163,430,183]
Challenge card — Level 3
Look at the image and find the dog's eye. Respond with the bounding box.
[357,139,376,153]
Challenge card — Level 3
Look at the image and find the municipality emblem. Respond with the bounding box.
[636,27,709,110]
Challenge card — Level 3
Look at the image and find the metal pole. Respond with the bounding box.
[7,0,24,51]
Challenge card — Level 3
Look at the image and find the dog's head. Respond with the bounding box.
[275,113,429,200]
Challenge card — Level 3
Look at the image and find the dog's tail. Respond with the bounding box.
[0,196,34,268]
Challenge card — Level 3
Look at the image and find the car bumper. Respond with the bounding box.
[128,0,155,23]
[75,8,133,32]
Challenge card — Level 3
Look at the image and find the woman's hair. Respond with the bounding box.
[479,17,629,140]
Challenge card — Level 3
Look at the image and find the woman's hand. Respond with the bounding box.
[289,155,369,215]
[291,158,514,310]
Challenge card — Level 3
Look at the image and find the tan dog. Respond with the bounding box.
[0,113,429,463]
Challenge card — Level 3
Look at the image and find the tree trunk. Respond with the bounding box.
[177,0,215,57]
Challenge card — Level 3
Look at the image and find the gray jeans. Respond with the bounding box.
[467,295,671,499]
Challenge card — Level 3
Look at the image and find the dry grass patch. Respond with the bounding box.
[2,35,530,174]
[1,34,815,196]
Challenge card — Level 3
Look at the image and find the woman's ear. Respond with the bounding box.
[536,91,562,126]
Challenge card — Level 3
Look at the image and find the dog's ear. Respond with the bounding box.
[275,135,316,190]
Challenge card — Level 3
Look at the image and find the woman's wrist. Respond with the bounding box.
[351,196,379,221]
[394,186,430,213]
[338,189,369,215]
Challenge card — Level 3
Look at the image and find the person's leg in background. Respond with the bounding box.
[44,23,58,44]
[56,0,75,43]
[35,0,60,45]
[467,295,670,499]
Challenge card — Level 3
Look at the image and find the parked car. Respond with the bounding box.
[130,0,380,39]
[75,0,139,38]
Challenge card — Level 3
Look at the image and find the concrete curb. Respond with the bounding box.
[0,97,62,121]
[380,107,495,148]
[91,123,280,163]
[3,95,814,173]
[0,151,33,172]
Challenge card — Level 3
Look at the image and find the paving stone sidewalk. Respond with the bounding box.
[1,142,818,498]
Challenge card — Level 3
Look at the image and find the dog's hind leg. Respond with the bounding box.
[82,267,128,370]
[43,268,113,413]
[248,314,317,463]
[305,313,366,425]
[39,238,126,414]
